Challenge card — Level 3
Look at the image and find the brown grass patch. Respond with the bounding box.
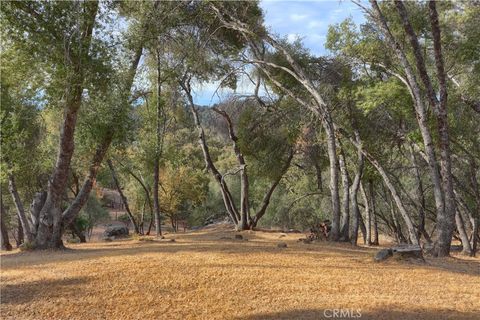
[1,227,479,320]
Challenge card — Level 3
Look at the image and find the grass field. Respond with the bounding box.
[1,224,479,320]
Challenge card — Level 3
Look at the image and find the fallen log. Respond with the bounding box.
[374,245,424,262]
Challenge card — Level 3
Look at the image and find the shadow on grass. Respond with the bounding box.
[1,276,89,305]
[1,231,478,277]
[238,308,479,320]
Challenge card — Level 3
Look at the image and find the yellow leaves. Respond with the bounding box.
[159,164,208,216]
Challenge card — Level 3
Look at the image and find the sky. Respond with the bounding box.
[193,0,366,105]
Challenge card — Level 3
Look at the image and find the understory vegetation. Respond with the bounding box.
[0,0,479,259]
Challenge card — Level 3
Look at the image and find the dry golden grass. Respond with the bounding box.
[1,224,479,320]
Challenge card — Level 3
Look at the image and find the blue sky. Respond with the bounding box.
[193,0,365,105]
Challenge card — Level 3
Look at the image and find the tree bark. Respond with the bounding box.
[428,0,457,257]
[16,216,23,247]
[409,144,431,243]
[370,0,449,256]
[62,135,112,228]
[8,174,33,243]
[251,149,294,228]
[324,117,341,241]
[369,180,379,245]
[153,47,163,237]
[107,159,140,234]
[70,221,86,243]
[454,209,472,255]
[212,107,250,229]
[0,192,13,251]
[34,1,99,249]
[338,138,350,241]
[360,182,371,246]
[343,128,419,245]
[350,130,364,246]
[180,77,240,226]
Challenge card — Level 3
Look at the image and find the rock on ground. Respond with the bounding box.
[104,225,129,238]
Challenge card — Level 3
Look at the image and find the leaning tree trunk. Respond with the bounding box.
[393,0,457,256]
[344,128,419,245]
[251,150,294,228]
[212,108,251,230]
[8,174,33,243]
[107,159,140,234]
[455,209,472,255]
[370,0,449,255]
[181,77,240,227]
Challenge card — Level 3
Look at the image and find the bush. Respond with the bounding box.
[19,241,34,251]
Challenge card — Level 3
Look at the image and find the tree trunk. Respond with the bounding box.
[180,77,240,226]
[251,150,294,228]
[107,159,140,234]
[344,129,419,245]
[62,135,112,228]
[34,1,99,249]
[471,218,478,257]
[70,221,86,243]
[0,192,13,251]
[324,118,341,241]
[359,211,367,245]
[350,130,364,246]
[369,180,379,245]
[8,174,33,243]
[409,144,431,243]
[212,108,250,230]
[455,209,472,255]
[153,47,163,237]
[16,216,24,247]
[360,182,371,246]
[370,0,449,255]
[338,138,350,241]
[428,0,457,258]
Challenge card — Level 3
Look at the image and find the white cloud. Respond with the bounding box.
[308,20,325,29]
[287,33,300,43]
[290,13,308,21]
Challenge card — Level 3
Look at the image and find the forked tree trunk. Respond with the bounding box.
[212,108,251,229]
[34,1,99,249]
